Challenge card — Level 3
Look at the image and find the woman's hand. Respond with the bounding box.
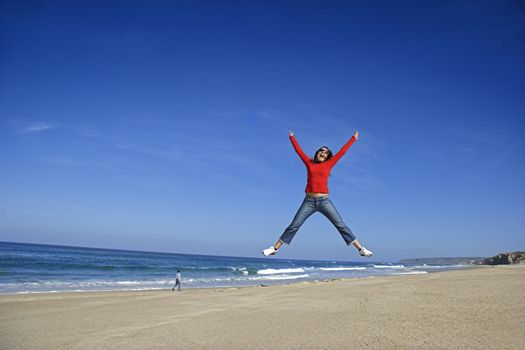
[289,130,294,137]
[353,131,359,140]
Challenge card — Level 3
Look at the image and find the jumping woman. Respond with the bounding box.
[262,130,373,257]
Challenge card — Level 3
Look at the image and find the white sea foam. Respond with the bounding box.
[249,274,310,281]
[265,274,309,280]
[230,267,249,274]
[257,268,305,275]
[320,267,367,271]
[414,264,466,269]
[372,264,405,269]
[393,271,428,275]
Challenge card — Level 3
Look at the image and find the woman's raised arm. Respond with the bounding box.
[330,131,358,163]
[289,131,311,164]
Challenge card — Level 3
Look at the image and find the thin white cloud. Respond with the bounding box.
[115,143,183,159]
[38,157,103,167]
[336,172,383,193]
[0,203,53,217]
[459,145,476,155]
[65,203,95,213]
[9,120,61,134]
[454,126,508,156]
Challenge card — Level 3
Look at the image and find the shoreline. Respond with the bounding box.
[0,265,490,301]
[0,264,482,296]
[1,265,523,350]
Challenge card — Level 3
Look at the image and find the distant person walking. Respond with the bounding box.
[172,270,181,291]
[262,130,373,257]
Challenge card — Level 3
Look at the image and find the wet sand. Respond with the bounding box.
[1,265,524,350]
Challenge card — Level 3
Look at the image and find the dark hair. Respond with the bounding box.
[313,146,333,163]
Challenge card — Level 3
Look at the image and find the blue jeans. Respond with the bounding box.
[279,196,357,245]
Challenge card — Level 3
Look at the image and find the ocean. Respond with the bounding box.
[0,241,471,294]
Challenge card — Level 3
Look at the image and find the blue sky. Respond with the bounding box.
[1,0,524,261]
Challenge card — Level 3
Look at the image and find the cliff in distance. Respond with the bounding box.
[399,252,525,266]
[481,252,525,265]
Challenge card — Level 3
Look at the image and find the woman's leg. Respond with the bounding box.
[319,198,373,256]
[318,198,357,246]
[351,239,364,250]
[278,197,317,246]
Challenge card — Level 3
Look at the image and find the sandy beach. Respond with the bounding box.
[1,265,524,350]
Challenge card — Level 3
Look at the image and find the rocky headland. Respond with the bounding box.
[480,251,525,265]
[399,252,525,266]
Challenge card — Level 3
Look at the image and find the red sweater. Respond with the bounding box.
[290,135,356,194]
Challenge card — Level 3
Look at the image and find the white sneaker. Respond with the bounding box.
[262,246,277,256]
[359,247,373,257]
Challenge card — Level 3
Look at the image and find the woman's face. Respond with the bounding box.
[315,148,330,162]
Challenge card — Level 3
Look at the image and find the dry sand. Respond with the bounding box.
[1,265,524,350]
